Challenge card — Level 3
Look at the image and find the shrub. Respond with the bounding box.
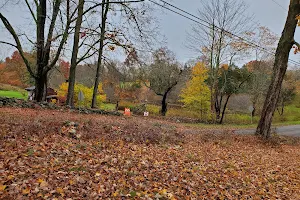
[146,104,160,115]
[57,82,106,107]
[117,101,136,111]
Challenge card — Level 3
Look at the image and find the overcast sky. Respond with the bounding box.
[0,0,298,66]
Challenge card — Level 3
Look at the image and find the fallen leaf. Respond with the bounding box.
[22,188,30,195]
[0,185,7,191]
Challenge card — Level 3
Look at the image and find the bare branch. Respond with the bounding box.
[77,39,101,65]
[0,41,17,48]
[18,33,35,45]
[81,0,145,19]
[24,0,37,23]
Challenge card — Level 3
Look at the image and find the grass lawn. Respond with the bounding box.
[0,90,27,99]
[184,120,300,130]
[99,103,116,111]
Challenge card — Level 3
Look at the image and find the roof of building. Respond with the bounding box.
[25,86,35,91]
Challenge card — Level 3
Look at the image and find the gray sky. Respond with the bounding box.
[0,0,298,66]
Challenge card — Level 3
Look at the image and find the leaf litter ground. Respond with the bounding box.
[0,108,300,199]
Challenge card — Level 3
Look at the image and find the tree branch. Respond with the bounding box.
[0,13,36,78]
[293,40,300,49]
[77,39,101,65]
[24,0,37,23]
[44,0,62,56]
[0,41,17,48]
[81,0,145,19]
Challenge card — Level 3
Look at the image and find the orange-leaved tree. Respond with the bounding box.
[0,51,35,87]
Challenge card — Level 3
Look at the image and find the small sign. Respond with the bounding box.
[144,112,149,117]
[248,106,254,112]
[78,90,85,102]
[124,108,131,116]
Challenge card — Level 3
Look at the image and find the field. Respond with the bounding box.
[0,84,27,99]
[0,107,300,199]
[0,90,27,99]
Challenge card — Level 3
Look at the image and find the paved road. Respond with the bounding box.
[234,125,300,137]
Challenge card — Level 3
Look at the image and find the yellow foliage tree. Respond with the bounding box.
[58,83,106,107]
[180,62,211,119]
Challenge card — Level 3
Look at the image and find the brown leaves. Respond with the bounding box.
[0,108,300,199]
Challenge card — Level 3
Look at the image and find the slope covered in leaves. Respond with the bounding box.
[0,108,300,199]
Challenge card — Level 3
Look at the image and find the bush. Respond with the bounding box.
[146,104,160,115]
[223,113,259,125]
[57,82,106,107]
[117,101,136,111]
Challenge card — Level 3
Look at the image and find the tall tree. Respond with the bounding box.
[256,0,300,138]
[146,48,182,116]
[187,0,252,122]
[66,0,85,107]
[90,0,157,108]
[0,1,74,101]
[216,65,250,124]
[92,0,110,108]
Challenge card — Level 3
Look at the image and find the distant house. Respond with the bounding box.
[25,86,58,102]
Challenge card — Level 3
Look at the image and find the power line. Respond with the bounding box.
[149,0,300,66]
[148,0,211,30]
[270,0,288,11]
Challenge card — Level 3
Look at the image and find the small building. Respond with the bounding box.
[25,86,35,100]
[25,86,58,102]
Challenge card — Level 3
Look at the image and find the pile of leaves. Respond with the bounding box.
[0,108,300,199]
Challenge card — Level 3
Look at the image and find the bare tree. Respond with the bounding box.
[256,0,300,138]
[187,0,253,122]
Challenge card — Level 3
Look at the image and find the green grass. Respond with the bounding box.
[0,90,27,99]
[184,119,300,130]
[99,103,116,111]
[183,123,257,130]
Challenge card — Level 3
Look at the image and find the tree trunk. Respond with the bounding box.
[66,0,85,107]
[215,95,222,121]
[91,0,109,108]
[277,101,285,116]
[219,95,230,124]
[252,101,256,117]
[115,100,119,111]
[35,73,47,101]
[256,0,300,138]
[161,92,168,116]
[34,1,47,102]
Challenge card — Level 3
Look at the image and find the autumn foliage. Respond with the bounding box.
[59,59,70,80]
[0,51,35,88]
[57,82,106,107]
[180,62,211,117]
